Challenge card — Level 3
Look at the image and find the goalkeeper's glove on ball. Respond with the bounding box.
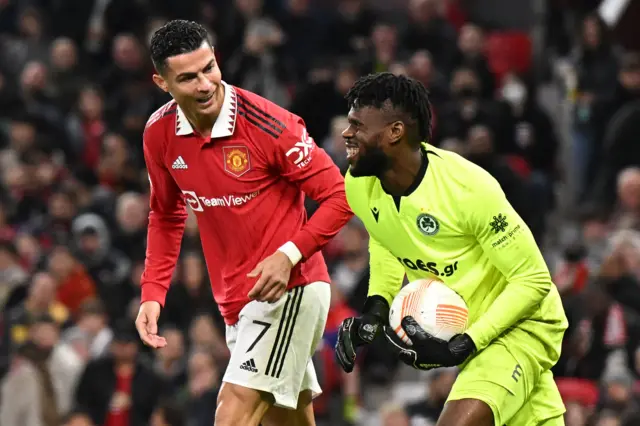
[383,316,476,370]
[335,296,389,373]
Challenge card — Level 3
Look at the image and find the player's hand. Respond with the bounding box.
[335,295,389,373]
[247,251,293,302]
[335,315,380,373]
[383,316,476,370]
[135,301,167,349]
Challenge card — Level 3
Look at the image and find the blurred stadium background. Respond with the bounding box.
[1,0,640,425]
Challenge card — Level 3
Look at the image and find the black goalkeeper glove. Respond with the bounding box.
[335,296,389,373]
[383,316,476,370]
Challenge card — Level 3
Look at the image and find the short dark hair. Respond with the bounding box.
[345,72,432,143]
[150,20,211,74]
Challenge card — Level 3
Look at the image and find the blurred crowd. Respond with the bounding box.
[0,0,639,425]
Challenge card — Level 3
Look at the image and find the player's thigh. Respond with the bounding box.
[222,282,330,411]
[436,398,494,426]
[262,389,315,426]
[447,342,531,426]
[215,381,272,426]
[508,370,566,426]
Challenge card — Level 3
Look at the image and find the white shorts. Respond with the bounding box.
[223,281,331,410]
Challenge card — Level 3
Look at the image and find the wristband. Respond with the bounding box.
[278,241,303,266]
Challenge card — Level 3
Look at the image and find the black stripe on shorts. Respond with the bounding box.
[264,286,304,378]
[275,286,305,378]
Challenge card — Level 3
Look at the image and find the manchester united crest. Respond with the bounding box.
[223,146,251,177]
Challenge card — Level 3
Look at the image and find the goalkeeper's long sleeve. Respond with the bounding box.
[367,235,406,306]
[462,177,552,351]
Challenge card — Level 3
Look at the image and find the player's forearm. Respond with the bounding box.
[465,273,551,351]
[290,188,353,261]
[140,211,187,306]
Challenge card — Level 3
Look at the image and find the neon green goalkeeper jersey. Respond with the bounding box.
[345,144,568,360]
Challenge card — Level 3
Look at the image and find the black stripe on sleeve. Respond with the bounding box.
[236,94,286,130]
[162,107,177,117]
[237,103,285,136]
[238,110,281,139]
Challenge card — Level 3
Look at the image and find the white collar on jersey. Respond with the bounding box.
[175,80,238,138]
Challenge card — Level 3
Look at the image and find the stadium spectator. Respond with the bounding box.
[571,12,621,201]
[154,325,188,395]
[405,368,457,424]
[0,314,63,426]
[181,348,220,426]
[74,320,166,426]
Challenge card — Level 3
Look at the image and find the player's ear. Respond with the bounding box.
[152,74,169,93]
[388,121,404,145]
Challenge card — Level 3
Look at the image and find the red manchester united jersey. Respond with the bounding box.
[141,82,352,324]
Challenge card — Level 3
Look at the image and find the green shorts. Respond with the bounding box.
[447,340,566,426]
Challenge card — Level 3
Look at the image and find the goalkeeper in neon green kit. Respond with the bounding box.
[334,73,568,426]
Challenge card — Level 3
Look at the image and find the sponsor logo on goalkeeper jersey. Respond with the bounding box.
[396,258,459,277]
[489,213,509,233]
[182,190,260,211]
[490,224,522,249]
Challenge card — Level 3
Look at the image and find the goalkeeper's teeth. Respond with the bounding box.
[346,146,359,159]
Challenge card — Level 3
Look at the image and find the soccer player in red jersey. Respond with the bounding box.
[134,20,353,426]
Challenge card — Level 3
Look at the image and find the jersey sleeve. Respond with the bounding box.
[140,126,188,307]
[273,117,353,262]
[462,174,552,351]
[368,235,406,306]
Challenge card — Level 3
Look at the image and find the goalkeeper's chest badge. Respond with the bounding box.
[417,213,439,236]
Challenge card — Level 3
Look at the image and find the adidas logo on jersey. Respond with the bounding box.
[240,358,258,373]
[172,156,188,169]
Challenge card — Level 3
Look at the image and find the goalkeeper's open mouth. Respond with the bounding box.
[346,143,359,161]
